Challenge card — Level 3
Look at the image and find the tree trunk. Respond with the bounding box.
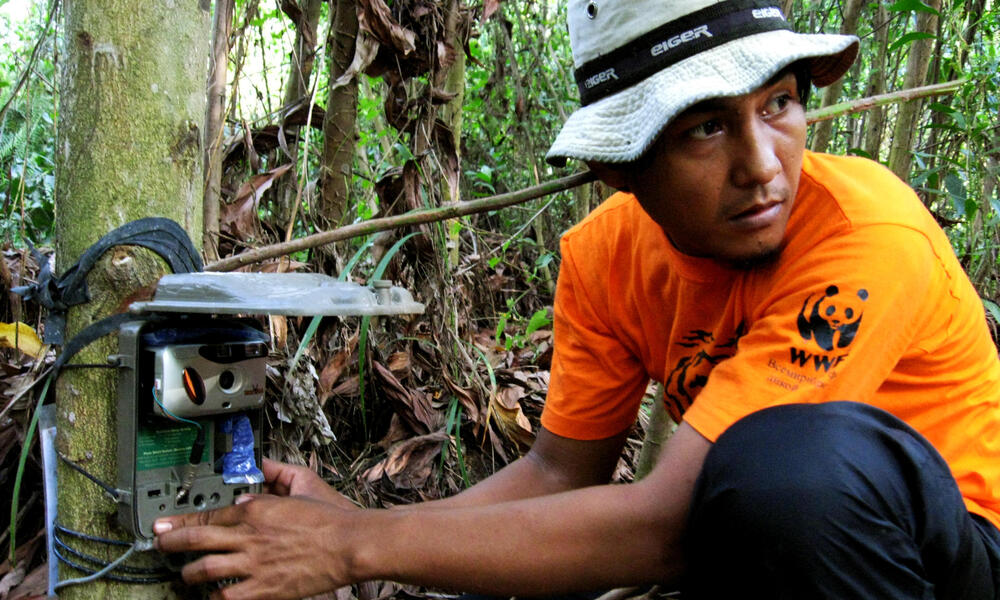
[204,0,235,262]
[862,1,891,160]
[440,0,467,270]
[782,0,796,19]
[635,385,675,480]
[887,0,941,181]
[54,0,210,597]
[320,0,359,236]
[809,0,863,153]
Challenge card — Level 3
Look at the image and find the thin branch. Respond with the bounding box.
[804,79,964,124]
[204,171,598,271]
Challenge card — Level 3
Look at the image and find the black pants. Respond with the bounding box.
[682,401,1000,599]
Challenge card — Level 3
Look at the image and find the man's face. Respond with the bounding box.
[594,72,807,266]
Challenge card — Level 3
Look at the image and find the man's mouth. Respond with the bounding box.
[728,200,784,229]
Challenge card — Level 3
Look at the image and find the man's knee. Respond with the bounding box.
[681,402,989,599]
[689,401,950,537]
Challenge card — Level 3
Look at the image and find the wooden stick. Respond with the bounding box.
[206,170,597,271]
[805,79,964,124]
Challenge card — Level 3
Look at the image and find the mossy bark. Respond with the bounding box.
[54,1,210,598]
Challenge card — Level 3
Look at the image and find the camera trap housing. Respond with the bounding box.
[115,273,424,540]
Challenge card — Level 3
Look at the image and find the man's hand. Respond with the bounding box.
[152,459,361,599]
[154,495,354,600]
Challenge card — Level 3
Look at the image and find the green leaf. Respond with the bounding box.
[928,103,967,129]
[983,298,1000,325]
[495,312,509,344]
[944,173,969,217]
[525,308,551,336]
[888,31,937,53]
[888,0,940,14]
[340,238,375,281]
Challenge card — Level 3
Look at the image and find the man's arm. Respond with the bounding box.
[416,425,632,509]
[154,423,710,600]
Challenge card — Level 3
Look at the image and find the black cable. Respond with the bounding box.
[54,523,130,547]
[57,453,122,501]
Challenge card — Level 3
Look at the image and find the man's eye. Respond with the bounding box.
[688,120,723,139]
[764,93,794,115]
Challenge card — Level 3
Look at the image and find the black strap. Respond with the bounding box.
[574,0,791,106]
[13,217,202,344]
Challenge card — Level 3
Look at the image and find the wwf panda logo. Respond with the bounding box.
[796,285,868,351]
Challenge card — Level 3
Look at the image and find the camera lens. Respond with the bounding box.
[218,370,236,390]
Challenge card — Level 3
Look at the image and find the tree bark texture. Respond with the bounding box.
[862,1,891,159]
[809,0,863,153]
[204,0,235,261]
[440,0,467,270]
[888,0,942,182]
[321,0,359,234]
[54,0,210,597]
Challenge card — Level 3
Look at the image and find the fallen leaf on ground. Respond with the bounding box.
[0,322,43,358]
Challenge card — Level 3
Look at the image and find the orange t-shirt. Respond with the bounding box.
[541,151,1000,528]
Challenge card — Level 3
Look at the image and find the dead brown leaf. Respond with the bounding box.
[494,385,524,410]
[386,351,411,376]
[5,561,46,600]
[357,0,417,56]
[319,349,352,403]
[221,163,294,239]
[374,361,438,433]
[270,315,288,349]
[377,413,413,449]
[331,374,360,397]
[483,0,502,20]
[364,431,448,489]
[441,371,481,428]
[488,391,534,450]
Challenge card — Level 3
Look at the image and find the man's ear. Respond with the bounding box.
[585,161,631,192]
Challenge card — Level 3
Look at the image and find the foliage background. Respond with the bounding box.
[0,0,998,596]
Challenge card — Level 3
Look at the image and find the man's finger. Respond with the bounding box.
[261,457,296,495]
[181,551,250,586]
[261,457,282,480]
[154,502,247,536]
[210,577,278,600]
[154,522,248,554]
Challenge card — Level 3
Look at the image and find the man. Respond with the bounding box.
[155,1,1000,598]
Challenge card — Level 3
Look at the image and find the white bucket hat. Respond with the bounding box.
[546,0,859,166]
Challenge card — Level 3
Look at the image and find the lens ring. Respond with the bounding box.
[218,369,236,391]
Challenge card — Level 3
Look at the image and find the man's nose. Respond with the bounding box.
[731,120,782,188]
